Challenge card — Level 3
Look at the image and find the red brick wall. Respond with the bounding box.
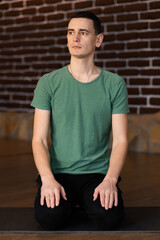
[0,0,160,114]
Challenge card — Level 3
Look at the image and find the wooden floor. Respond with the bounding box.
[0,139,160,239]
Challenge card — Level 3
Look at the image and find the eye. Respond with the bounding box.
[68,31,74,35]
[81,31,88,36]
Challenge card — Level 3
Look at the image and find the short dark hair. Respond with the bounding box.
[69,11,102,35]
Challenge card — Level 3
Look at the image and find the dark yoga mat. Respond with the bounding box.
[0,207,159,233]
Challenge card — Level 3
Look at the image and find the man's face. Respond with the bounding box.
[67,18,101,59]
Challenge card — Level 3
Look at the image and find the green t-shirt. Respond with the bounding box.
[31,66,129,175]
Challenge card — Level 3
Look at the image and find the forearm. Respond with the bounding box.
[104,141,128,183]
[32,140,55,181]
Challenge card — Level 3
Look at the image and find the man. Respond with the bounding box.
[31,11,129,230]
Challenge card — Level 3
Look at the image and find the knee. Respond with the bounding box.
[35,205,68,230]
[88,206,124,230]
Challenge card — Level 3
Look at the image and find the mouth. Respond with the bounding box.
[72,46,81,49]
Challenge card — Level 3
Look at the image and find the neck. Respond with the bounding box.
[69,56,100,83]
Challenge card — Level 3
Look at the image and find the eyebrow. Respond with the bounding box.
[67,28,90,33]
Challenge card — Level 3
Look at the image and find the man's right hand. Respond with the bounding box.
[40,176,67,208]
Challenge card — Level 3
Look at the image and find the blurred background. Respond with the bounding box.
[0,0,160,153]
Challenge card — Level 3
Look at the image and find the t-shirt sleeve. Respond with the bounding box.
[111,77,130,114]
[31,74,52,110]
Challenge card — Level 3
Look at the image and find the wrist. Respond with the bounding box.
[103,175,118,184]
[41,173,55,183]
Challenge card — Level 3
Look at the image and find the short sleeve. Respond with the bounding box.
[111,77,130,114]
[31,74,52,110]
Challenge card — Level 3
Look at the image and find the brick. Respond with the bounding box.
[5,10,20,17]
[106,61,126,68]
[45,0,60,3]
[117,32,137,41]
[127,88,139,95]
[12,95,28,101]
[55,20,68,28]
[117,52,139,59]
[129,98,147,105]
[117,13,138,22]
[0,3,9,9]
[125,3,147,12]
[26,0,44,6]
[127,22,148,30]
[0,19,14,25]
[138,50,160,58]
[16,17,31,24]
[118,69,139,76]
[6,24,37,32]
[99,15,114,23]
[151,41,160,48]
[15,65,30,70]
[105,5,123,14]
[127,41,148,49]
[95,61,103,68]
[103,34,115,42]
[107,24,124,32]
[57,2,72,11]
[150,98,160,106]
[140,108,160,114]
[48,13,64,21]
[0,58,22,63]
[31,16,45,22]
[129,60,149,67]
[153,59,160,66]
[11,1,23,8]
[58,38,67,45]
[0,95,10,100]
[141,69,160,76]
[22,8,36,15]
[74,1,92,9]
[129,107,137,114]
[150,21,160,29]
[56,55,70,61]
[142,88,160,95]
[88,8,102,16]
[141,11,160,20]
[129,78,150,86]
[117,0,134,2]
[96,52,116,59]
[104,43,124,50]
[150,1,160,10]
[39,6,55,13]
[153,79,160,85]
[96,0,114,6]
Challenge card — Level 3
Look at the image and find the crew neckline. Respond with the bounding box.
[66,65,103,85]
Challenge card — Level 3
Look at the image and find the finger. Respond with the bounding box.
[50,194,55,208]
[61,187,67,200]
[109,192,114,209]
[40,192,44,206]
[55,191,60,207]
[93,189,98,201]
[114,191,118,207]
[45,195,51,208]
[100,191,105,207]
[104,192,110,210]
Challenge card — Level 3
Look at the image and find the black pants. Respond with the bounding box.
[34,173,124,230]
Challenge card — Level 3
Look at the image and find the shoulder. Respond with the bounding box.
[102,69,124,83]
[36,66,67,89]
[43,66,67,81]
[101,69,126,91]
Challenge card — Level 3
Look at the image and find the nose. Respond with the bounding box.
[73,32,80,42]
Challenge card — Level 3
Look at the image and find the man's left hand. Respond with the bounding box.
[93,177,118,210]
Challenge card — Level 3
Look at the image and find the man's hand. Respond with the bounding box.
[40,176,67,208]
[93,177,118,210]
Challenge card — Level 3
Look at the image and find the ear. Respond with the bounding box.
[96,33,104,48]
